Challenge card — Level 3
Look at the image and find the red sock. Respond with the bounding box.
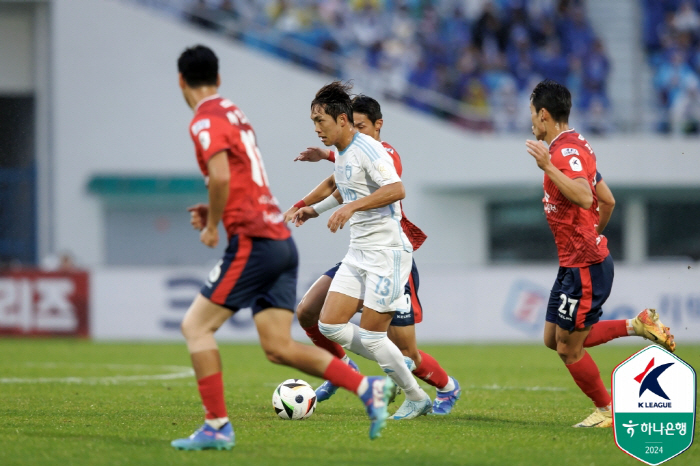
[197,372,228,419]
[413,350,449,389]
[584,320,628,347]
[303,323,346,359]
[323,357,364,393]
[566,352,611,408]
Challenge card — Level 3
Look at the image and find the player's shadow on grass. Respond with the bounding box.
[436,413,560,427]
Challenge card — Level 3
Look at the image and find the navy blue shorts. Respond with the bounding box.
[545,254,614,331]
[201,235,298,314]
[324,259,423,327]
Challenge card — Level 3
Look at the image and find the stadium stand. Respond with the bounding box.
[136,0,610,133]
[644,0,700,134]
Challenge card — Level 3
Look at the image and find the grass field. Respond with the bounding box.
[0,340,697,466]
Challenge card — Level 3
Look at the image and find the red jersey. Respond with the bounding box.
[380,141,427,251]
[189,95,290,240]
[544,129,608,267]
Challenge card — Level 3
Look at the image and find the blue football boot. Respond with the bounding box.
[171,422,235,450]
[315,358,359,402]
[359,375,394,439]
[430,377,461,415]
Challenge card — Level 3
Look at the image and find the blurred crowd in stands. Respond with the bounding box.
[645,0,700,134]
[171,0,610,134]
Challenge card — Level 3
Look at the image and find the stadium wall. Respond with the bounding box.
[87,265,699,343]
[50,0,700,271]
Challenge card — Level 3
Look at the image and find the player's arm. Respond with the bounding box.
[201,151,230,248]
[283,173,336,222]
[525,140,593,209]
[294,147,334,162]
[292,189,343,227]
[595,176,615,234]
[328,181,404,233]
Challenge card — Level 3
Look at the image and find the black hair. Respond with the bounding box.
[311,81,354,125]
[178,45,219,87]
[351,95,382,124]
[530,79,571,123]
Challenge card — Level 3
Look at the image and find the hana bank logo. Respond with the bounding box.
[635,358,674,408]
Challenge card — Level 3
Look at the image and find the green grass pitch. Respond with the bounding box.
[0,340,697,466]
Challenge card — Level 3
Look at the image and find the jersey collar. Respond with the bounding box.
[194,94,221,112]
[338,132,359,156]
[549,128,576,146]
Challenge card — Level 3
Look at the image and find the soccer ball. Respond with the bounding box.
[272,378,317,420]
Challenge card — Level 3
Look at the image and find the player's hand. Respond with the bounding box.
[293,206,319,227]
[525,140,551,171]
[200,225,218,248]
[294,147,330,162]
[283,206,300,223]
[327,204,355,233]
[187,203,209,230]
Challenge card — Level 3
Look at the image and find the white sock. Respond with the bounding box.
[205,417,229,429]
[438,376,456,392]
[359,328,425,401]
[319,321,375,361]
[355,377,369,397]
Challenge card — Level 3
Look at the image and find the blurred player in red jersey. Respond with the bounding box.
[525,80,676,428]
[170,46,394,450]
[283,95,461,417]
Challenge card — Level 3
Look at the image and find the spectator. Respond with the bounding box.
[171,0,609,133]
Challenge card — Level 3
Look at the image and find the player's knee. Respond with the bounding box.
[296,299,320,328]
[318,321,343,342]
[180,316,201,341]
[556,342,583,364]
[262,340,293,365]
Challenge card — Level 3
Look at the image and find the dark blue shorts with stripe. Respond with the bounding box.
[201,234,298,314]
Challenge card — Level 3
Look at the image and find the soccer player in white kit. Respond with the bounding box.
[294,82,432,418]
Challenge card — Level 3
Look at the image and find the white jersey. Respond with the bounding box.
[333,132,411,252]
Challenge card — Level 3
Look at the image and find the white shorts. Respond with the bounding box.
[328,248,412,313]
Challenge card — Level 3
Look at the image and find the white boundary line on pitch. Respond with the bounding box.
[0,362,194,384]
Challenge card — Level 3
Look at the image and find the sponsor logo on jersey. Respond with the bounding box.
[543,191,557,213]
[561,147,579,157]
[262,211,284,224]
[198,131,211,151]
[191,119,211,136]
[377,163,392,180]
[569,157,583,172]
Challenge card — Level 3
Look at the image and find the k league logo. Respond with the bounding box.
[635,358,673,407]
[612,345,696,465]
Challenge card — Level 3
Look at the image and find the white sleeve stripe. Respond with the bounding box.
[355,138,383,162]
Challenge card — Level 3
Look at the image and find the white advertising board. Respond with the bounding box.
[91,264,700,343]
